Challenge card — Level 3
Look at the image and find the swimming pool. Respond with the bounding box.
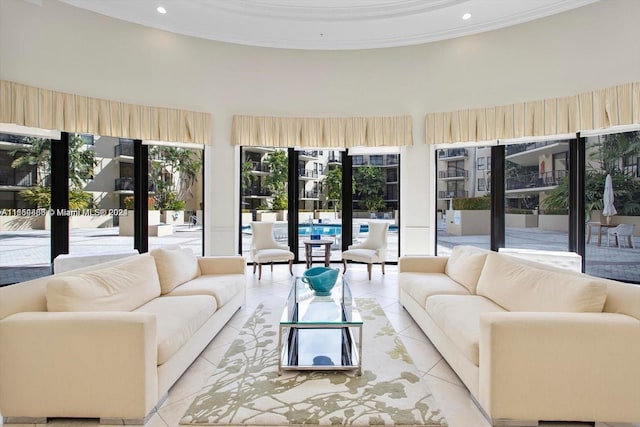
[242,223,397,235]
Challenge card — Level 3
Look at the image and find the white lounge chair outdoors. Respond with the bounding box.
[607,223,636,248]
[341,221,389,280]
[250,221,294,280]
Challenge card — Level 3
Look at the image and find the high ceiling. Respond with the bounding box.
[58,0,598,50]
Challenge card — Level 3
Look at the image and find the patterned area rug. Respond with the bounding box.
[181,298,448,426]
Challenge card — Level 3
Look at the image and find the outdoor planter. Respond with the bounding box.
[505,213,538,228]
[445,209,490,236]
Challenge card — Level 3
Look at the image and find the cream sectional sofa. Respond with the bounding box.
[399,245,640,426]
[0,246,246,424]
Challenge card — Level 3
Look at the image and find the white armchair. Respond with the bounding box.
[250,221,294,280]
[341,221,389,280]
[607,223,636,248]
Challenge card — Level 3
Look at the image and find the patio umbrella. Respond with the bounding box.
[602,174,617,224]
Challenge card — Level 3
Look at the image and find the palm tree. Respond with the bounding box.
[263,150,288,210]
[149,146,202,210]
[10,135,96,208]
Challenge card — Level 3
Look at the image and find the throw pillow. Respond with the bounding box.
[150,245,201,294]
[444,245,490,294]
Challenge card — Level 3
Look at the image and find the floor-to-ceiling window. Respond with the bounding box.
[0,133,51,285]
[504,139,571,251]
[240,147,290,260]
[583,130,640,282]
[350,151,399,262]
[435,146,490,255]
[297,149,344,262]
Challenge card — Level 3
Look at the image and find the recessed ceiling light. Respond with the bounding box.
[462,13,472,20]
[157,6,167,14]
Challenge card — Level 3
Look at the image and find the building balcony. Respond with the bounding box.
[114,178,156,192]
[0,171,34,187]
[438,170,468,179]
[114,143,134,158]
[298,169,319,179]
[438,148,467,160]
[243,187,271,197]
[506,170,566,191]
[300,191,320,199]
[438,190,469,199]
[249,161,270,174]
[327,154,342,164]
[299,150,319,160]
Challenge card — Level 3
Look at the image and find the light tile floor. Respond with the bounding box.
[1,263,638,427]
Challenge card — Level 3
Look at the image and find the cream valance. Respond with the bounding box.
[231,115,413,148]
[426,81,640,144]
[0,80,211,146]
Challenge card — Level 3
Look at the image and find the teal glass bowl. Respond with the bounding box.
[302,267,339,296]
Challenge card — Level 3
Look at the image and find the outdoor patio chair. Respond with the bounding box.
[250,221,294,280]
[341,221,389,280]
[607,223,636,248]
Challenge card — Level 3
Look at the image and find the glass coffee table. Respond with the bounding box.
[278,275,363,375]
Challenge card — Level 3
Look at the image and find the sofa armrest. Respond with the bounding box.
[479,312,640,422]
[0,311,158,420]
[398,256,448,273]
[198,255,246,275]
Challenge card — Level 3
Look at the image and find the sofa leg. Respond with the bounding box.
[289,260,293,276]
[271,262,274,272]
[258,263,262,280]
[343,259,348,273]
[381,262,385,275]
[367,263,372,280]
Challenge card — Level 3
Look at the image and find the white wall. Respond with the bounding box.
[1,0,639,255]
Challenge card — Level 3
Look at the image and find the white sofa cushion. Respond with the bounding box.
[167,274,245,307]
[477,252,608,313]
[46,254,161,312]
[445,245,489,294]
[426,295,506,366]
[399,272,470,308]
[135,295,216,365]
[150,246,201,294]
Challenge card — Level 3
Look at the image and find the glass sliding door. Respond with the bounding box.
[583,131,640,283]
[0,133,51,285]
[147,144,204,255]
[350,151,399,262]
[297,149,344,263]
[504,139,570,251]
[240,147,289,260]
[435,146,490,255]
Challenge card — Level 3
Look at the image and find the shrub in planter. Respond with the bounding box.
[452,196,491,210]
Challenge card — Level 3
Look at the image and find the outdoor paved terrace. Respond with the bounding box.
[1,221,638,285]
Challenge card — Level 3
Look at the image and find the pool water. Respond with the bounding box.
[242,223,397,235]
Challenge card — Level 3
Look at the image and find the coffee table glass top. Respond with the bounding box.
[280,275,362,326]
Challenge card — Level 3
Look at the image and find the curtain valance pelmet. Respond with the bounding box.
[0,80,211,145]
[426,82,640,145]
[232,115,412,148]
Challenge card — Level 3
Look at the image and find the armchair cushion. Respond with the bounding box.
[252,248,294,264]
[342,248,379,263]
[46,254,161,312]
[150,246,201,294]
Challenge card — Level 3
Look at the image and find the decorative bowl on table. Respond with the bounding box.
[302,267,339,296]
